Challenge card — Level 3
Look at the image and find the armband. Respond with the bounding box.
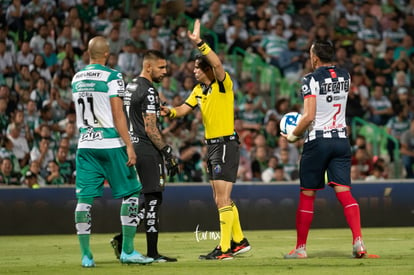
[196,40,205,47]
[169,108,177,119]
[197,41,211,55]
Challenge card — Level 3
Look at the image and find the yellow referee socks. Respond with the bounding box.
[219,206,234,252]
[231,201,244,243]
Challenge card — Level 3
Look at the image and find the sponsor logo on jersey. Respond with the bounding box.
[326,94,347,103]
[129,132,140,143]
[126,83,138,91]
[147,94,155,104]
[302,84,309,92]
[324,124,345,130]
[75,82,96,92]
[320,80,349,94]
[123,89,132,105]
[75,71,102,78]
[80,128,103,142]
[73,70,111,82]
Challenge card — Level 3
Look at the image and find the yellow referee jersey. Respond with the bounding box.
[185,72,235,139]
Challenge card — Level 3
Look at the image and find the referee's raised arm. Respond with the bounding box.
[187,19,225,82]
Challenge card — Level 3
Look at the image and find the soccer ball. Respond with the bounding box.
[279,112,302,135]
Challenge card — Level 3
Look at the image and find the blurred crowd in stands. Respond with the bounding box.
[1,0,414,188]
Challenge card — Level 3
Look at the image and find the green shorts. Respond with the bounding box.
[75,147,142,199]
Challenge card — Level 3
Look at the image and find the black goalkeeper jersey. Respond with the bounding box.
[124,76,162,146]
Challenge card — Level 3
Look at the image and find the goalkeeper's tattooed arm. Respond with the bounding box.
[143,112,179,177]
[143,112,167,150]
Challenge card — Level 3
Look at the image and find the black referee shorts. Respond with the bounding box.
[206,140,240,182]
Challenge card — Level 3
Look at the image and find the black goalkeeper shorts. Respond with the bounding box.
[134,143,165,193]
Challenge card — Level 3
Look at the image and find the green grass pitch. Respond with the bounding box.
[1,227,413,275]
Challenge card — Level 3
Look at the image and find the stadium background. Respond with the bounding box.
[1,0,414,235]
[1,181,413,235]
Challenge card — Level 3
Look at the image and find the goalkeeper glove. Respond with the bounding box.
[161,145,179,177]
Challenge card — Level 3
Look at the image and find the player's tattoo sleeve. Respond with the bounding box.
[143,112,165,150]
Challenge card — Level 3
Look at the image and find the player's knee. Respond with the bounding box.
[301,190,316,197]
[215,197,232,208]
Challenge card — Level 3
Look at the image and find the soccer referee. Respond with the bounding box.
[161,19,250,260]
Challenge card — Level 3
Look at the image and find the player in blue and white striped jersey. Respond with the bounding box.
[282,40,372,259]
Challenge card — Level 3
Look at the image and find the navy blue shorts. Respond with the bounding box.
[299,138,351,190]
[206,140,239,182]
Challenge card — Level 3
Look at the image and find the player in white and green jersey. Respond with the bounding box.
[71,36,152,267]
[72,63,140,197]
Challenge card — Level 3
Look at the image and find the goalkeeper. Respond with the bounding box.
[112,50,179,263]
